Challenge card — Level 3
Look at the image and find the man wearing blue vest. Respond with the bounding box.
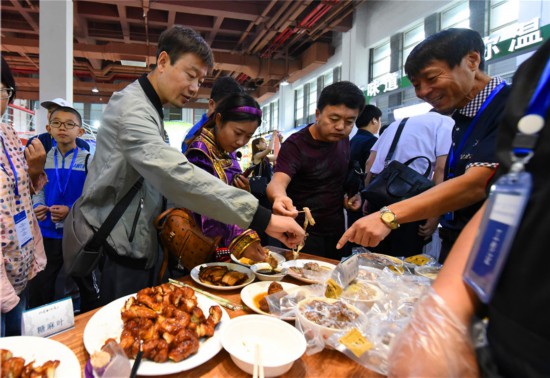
[338,28,511,263]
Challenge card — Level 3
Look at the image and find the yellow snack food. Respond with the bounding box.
[405,254,431,266]
[238,257,255,265]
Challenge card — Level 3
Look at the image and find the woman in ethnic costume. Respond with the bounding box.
[185,93,267,262]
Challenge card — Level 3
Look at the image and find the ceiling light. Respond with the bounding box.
[91,87,99,93]
[280,79,289,86]
[121,60,147,68]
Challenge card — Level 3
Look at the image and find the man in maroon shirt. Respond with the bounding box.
[267,81,365,259]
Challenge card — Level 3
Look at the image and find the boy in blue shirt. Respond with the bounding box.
[28,106,98,311]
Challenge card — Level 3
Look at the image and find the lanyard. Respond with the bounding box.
[54,147,78,197]
[1,135,20,198]
[513,57,550,159]
[448,81,507,178]
[463,58,550,303]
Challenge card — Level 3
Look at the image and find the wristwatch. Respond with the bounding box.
[380,206,399,230]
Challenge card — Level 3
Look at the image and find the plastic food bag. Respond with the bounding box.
[387,288,478,377]
[88,340,131,378]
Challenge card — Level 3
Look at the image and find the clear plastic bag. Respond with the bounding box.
[387,288,479,377]
[89,339,131,378]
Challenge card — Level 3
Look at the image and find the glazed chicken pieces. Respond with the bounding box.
[117,283,222,363]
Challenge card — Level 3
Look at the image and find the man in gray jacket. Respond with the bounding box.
[67,25,305,306]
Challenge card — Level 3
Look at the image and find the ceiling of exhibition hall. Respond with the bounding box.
[1,0,365,104]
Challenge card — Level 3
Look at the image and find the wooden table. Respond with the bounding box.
[51,252,383,377]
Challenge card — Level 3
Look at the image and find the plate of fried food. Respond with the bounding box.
[240,281,299,320]
[190,262,255,291]
[282,259,336,284]
[230,250,286,267]
[83,283,230,376]
[0,336,81,377]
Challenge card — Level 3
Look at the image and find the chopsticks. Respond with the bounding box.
[253,343,264,378]
[129,339,143,378]
[168,279,244,311]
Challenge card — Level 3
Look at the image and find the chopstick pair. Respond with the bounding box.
[168,279,244,311]
[253,343,264,378]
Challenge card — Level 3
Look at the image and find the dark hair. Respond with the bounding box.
[156,25,214,69]
[317,81,365,112]
[49,106,83,126]
[251,137,266,155]
[356,104,382,127]
[1,56,17,103]
[211,76,244,102]
[188,93,262,146]
[405,28,486,80]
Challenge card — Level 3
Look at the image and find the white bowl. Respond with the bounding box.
[221,315,306,377]
[250,263,286,281]
[296,297,366,340]
[414,264,442,280]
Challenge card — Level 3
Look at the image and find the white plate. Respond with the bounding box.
[190,262,255,290]
[282,259,336,284]
[83,291,230,376]
[240,281,299,320]
[0,336,81,377]
[230,251,286,267]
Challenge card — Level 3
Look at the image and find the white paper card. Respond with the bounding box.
[22,297,75,337]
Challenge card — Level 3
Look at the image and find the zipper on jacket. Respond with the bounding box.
[129,197,144,242]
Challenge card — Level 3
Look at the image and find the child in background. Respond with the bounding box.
[28,106,99,312]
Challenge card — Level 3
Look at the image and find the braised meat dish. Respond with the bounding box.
[198,265,248,286]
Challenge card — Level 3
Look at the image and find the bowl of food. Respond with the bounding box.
[296,297,366,340]
[221,315,306,377]
[404,254,436,267]
[341,281,384,309]
[231,251,286,267]
[414,264,442,280]
[250,263,286,282]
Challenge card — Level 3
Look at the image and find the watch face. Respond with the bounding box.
[381,212,395,223]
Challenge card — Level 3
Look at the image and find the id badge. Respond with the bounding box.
[14,211,33,248]
[463,171,532,303]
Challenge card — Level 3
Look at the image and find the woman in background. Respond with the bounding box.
[1,56,47,336]
[186,93,268,263]
[251,130,282,186]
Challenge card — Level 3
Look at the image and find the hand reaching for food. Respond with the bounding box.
[272,196,299,218]
[292,207,316,260]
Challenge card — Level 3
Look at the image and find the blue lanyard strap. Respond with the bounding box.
[513,57,550,158]
[54,147,78,197]
[448,81,507,178]
[1,136,20,197]
[526,58,550,118]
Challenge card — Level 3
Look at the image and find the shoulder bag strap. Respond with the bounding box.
[84,153,90,175]
[86,177,144,251]
[384,117,409,164]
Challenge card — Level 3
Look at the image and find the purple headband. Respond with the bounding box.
[230,106,262,118]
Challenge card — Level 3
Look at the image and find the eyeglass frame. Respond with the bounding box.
[0,87,14,100]
[49,120,81,129]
